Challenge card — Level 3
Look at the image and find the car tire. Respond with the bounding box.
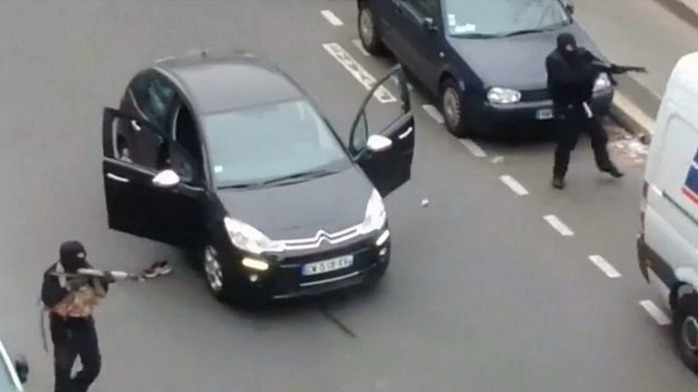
[202,244,233,303]
[674,293,698,374]
[358,3,385,55]
[440,78,473,138]
[201,243,266,309]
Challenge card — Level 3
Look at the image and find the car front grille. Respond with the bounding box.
[520,89,550,102]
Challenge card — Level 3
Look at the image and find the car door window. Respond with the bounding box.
[403,0,438,17]
[145,76,176,129]
[108,113,164,172]
[169,103,205,184]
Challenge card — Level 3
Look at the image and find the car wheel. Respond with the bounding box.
[440,78,473,138]
[203,244,231,303]
[674,293,698,374]
[358,4,385,55]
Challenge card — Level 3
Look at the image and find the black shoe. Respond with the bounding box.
[600,165,624,178]
[552,177,565,189]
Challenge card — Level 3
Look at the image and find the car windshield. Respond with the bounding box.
[204,99,350,188]
[443,0,570,37]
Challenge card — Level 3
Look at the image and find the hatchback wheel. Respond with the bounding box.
[358,4,385,55]
[203,245,230,302]
[674,294,698,374]
[440,79,473,138]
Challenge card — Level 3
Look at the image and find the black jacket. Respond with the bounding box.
[545,48,599,107]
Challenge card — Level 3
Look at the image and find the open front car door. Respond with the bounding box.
[101,107,204,248]
[348,65,415,197]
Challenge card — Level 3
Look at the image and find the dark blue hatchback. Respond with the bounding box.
[357,0,614,137]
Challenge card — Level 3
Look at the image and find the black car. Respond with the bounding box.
[102,50,415,305]
[357,0,614,137]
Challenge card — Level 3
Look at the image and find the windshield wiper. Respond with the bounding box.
[260,169,339,186]
[451,32,501,39]
[218,183,264,190]
[502,28,552,37]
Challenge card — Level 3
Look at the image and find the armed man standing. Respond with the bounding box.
[40,241,115,392]
[545,32,646,189]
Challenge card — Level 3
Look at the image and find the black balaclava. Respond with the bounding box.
[59,241,87,272]
[556,33,578,59]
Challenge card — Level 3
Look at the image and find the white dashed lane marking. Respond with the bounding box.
[543,215,574,236]
[352,39,370,56]
[422,105,444,124]
[321,10,343,26]
[492,156,503,164]
[321,42,396,103]
[639,300,671,326]
[459,139,487,157]
[588,255,621,278]
[499,175,529,196]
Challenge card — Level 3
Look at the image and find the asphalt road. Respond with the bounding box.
[0,1,696,391]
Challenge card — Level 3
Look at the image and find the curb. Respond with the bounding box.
[609,92,654,143]
[655,0,698,29]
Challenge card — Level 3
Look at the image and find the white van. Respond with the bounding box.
[638,51,698,374]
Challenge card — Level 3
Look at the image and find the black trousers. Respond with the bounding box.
[553,106,614,178]
[50,314,102,392]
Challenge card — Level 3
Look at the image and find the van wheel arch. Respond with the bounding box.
[671,281,698,310]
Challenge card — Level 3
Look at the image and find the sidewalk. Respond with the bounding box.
[659,0,698,28]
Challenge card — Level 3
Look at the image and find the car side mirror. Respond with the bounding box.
[422,17,438,32]
[152,169,180,188]
[14,357,28,384]
[366,134,393,153]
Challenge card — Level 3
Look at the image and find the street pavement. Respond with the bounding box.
[0,1,696,391]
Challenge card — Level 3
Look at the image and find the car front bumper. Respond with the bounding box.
[236,229,391,300]
[470,89,614,133]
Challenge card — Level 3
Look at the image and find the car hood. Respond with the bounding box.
[448,24,603,91]
[216,166,374,240]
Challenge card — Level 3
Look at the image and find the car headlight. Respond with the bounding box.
[487,87,521,104]
[358,189,387,234]
[594,72,612,92]
[224,217,283,254]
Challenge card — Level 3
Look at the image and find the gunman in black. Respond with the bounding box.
[546,33,645,189]
[41,241,115,392]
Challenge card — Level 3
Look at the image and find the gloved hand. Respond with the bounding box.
[101,271,116,284]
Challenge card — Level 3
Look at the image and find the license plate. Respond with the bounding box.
[536,108,553,120]
[302,255,354,276]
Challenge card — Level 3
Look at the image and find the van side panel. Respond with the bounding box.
[644,83,698,304]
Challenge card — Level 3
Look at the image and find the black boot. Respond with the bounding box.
[600,163,624,178]
[552,176,565,189]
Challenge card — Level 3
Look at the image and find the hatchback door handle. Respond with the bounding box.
[106,173,130,183]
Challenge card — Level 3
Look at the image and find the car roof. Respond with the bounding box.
[154,49,305,115]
